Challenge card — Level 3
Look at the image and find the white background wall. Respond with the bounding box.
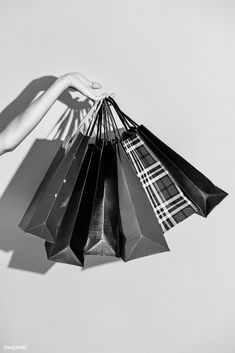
[0,1,234,352]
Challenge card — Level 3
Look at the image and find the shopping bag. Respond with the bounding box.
[18,100,102,242]
[84,140,120,257]
[138,125,228,217]
[18,109,74,237]
[106,97,229,217]
[18,137,66,235]
[116,142,170,262]
[45,142,102,266]
[122,132,199,233]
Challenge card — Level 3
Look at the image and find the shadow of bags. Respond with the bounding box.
[0,138,62,273]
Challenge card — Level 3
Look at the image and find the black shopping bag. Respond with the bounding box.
[83,102,120,257]
[19,101,102,242]
[18,138,66,236]
[84,140,120,257]
[116,142,170,262]
[45,142,102,266]
[106,97,229,218]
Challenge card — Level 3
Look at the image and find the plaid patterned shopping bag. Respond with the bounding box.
[122,133,199,233]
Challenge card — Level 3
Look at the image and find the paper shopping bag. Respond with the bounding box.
[84,140,120,257]
[45,143,102,266]
[122,132,199,233]
[137,125,229,217]
[116,142,170,262]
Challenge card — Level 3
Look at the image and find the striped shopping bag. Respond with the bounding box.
[122,133,199,233]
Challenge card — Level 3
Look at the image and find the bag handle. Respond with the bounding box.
[86,100,104,137]
[105,103,113,141]
[103,100,122,139]
[95,102,104,146]
[105,98,130,130]
[63,99,104,147]
[106,97,138,128]
[76,99,103,134]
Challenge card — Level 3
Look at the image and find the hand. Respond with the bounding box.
[61,72,114,102]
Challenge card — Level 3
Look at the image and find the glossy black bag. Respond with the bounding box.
[116,142,170,261]
[45,142,102,266]
[83,103,120,257]
[84,141,120,257]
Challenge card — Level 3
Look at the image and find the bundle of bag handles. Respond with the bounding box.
[62,96,139,149]
[106,96,138,130]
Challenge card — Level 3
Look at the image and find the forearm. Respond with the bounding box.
[0,75,69,155]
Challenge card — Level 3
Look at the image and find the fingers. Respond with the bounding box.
[92,92,115,101]
[91,81,102,89]
[79,74,114,98]
[77,77,115,101]
[82,76,102,89]
[82,87,109,102]
[92,92,110,101]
